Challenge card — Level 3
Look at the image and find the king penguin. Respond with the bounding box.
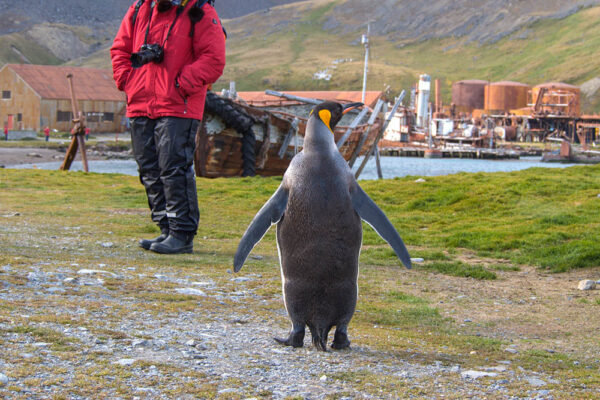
[234,101,412,351]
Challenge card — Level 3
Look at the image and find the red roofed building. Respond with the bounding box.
[0,64,126,133]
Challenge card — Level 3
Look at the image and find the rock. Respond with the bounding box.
[132,339,148,347]
[415,178,426,183]
[77,269,118,278]
[0,373,8,386]
[175,288,206,296]
[186,339,196,347]
[525,377,547,387]
[27,152,43,158]
[231,277,252,283]
[461,370,498,379]
[578,280,596,290]
[410,258,425,263]
[504,348,518,354]
[319,375,328,381]
[114,358,136,366]
[250,255,264,260]
[101,242,114,248]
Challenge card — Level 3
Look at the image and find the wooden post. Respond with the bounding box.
[355,91,405,179]
[374,146,383,179]
[60,73,89,172]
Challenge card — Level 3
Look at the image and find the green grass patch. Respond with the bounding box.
[419,261,497,280]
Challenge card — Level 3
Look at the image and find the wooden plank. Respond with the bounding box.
[336,107,370,149]
[257,118,271,169]
[355,91,405,179]
[348,99,384,167]
[278,118,300,159]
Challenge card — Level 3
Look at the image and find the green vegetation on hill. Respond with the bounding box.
[219,5,600,112]
[0,33,63,65]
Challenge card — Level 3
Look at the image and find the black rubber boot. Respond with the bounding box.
[139,228,169,250]
[149,231,194,254]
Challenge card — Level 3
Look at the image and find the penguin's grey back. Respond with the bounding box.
[276,119,362,331]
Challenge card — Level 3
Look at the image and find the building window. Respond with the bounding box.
[17,113,22,122]
[85,112,101,123]
[57,111,72,122]
[103,112,114,122]
[2,91,10,99]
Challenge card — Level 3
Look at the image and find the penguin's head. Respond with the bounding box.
[309,101,363,132]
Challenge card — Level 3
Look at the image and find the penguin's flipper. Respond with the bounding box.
[350,185,412,269]
[233,185,289,272]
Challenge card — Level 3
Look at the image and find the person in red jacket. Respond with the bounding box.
[111,0,226,254]
[43,126,50,142]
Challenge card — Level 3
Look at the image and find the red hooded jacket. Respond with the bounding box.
[111,0,226,120]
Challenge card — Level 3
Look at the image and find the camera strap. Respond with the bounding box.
[132,0,145,26]
[141,1,185,47]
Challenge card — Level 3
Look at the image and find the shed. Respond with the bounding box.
[0,64,126,134]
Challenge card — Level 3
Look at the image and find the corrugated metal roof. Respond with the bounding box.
[237,91,384,109]
[5,64,125,102]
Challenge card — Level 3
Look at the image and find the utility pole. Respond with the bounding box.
[361,24,370,104]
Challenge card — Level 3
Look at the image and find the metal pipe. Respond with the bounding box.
[265,90,322,106]
[361,24,370,104]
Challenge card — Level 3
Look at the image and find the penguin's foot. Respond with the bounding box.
[274,335,304,348]
[331,338,351,350]
[274,324,305,347]
[331,325,351,350]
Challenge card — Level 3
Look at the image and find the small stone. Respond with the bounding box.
[525,377,547,387]
[63,277,78,284]
[319,375,328,381]
[175,288,206,296]
[505,348,518,354]
[415,178,426,183]
[410,258,425,263]
[27,152,43,158]
[578,280,596,290]
[250,255,264,260]
[0,373,8,386]
[32,342,50,347]
[132,339,148,347]
[231,277,252,283]
[114,358,136,366]
[77,269,118,278]
[101,242,114,248]
[461,370,498,379]
[186,339,196,347]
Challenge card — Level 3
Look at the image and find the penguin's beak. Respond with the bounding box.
[342,102,364,114]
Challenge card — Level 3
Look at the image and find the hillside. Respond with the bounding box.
[2,0,600,111]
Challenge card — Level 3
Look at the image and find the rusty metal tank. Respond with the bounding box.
[531,82,580,116]
[484,81,530,111]
[451,80,487,111]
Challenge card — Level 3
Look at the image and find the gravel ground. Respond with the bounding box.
[0,259,574,399]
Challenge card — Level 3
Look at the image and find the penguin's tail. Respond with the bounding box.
[308,323,330,352]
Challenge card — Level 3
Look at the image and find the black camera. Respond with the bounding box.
[130,44,164,68]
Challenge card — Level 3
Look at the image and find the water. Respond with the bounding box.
[8,156,578,179]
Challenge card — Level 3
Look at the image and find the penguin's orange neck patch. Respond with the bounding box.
[318,109,333,133]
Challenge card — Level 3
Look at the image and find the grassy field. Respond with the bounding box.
[1,166,599,397]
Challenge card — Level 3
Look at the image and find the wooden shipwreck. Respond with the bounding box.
[194,90,385,178]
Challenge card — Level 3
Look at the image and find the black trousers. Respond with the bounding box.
[130,117,200,235]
